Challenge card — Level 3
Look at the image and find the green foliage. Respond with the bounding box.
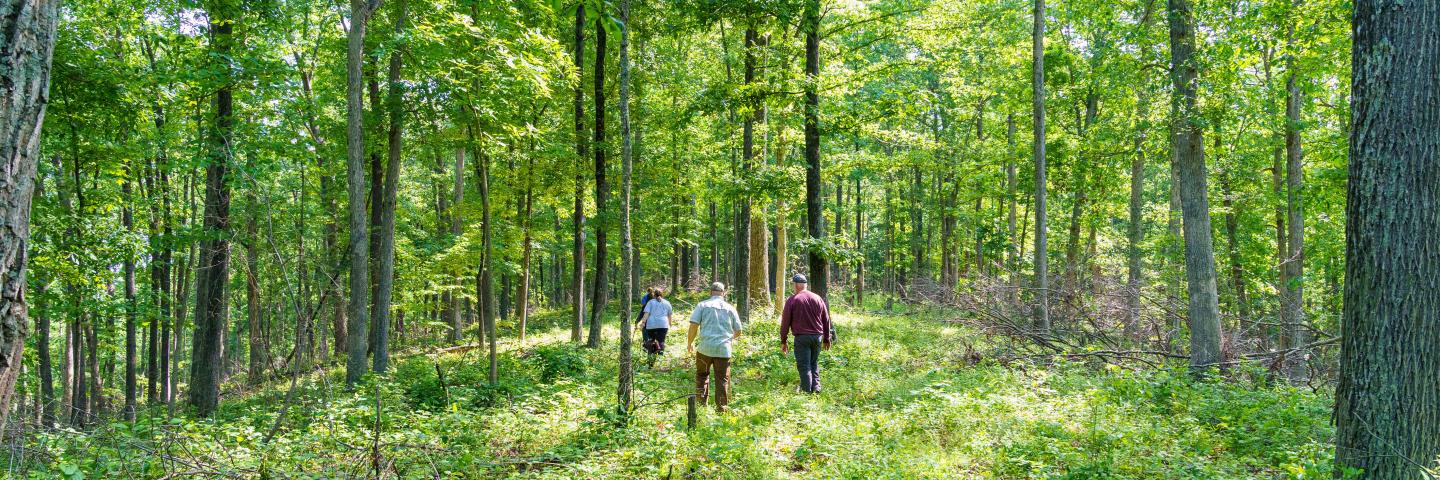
[23,309,1335,478]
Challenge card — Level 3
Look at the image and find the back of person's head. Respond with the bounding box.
[654,287,666,299]
[709,282,726,295]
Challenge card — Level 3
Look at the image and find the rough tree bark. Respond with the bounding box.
[3,0,57,427]
[344,0,382,387]
[587,17,608,348]
[372,0,407,374]
[1165,0,1223,373]
[734,23,758,321]
[1333,1,1440,477]
[803,0,826,301]
[1281,18,1306,381]
[190,0,237,416]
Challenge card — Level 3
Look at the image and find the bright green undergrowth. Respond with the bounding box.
[26,302,1337,479]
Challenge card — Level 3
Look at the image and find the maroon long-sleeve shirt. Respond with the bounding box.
[780,289,832,345]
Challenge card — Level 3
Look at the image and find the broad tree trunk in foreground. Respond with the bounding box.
[344,0,380,387]
[1031,0,1049,332]
[803,0,826,301]
[1165,0,1222,373]
[587,19,608,348]
[0,0,56,428]
[190,1,236,417]
[1334,2,1440,477]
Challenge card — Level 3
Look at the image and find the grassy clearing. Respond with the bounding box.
[28,300,1335,479]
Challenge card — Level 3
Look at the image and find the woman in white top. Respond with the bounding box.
[636,287,674,363]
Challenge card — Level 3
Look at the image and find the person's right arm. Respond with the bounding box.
[687,308,702,353]
[687,322,699,353]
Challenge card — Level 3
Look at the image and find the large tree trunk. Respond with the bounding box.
[189,2,237,416]
[734,24,758,322]
[476,148,498,383]
[1031,0,1050,332]
[1335,1,1440,476]
[1165,0,1223,373]
[803,0,826,301]
[372,0,407,374]
[587,18,609,348]
[1280,28,1306,381]
[0,0,56,429]
[571,4,587,344]
[344,0,379,387]
[617,0,635,416]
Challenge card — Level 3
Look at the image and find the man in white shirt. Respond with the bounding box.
[688,282,743,412]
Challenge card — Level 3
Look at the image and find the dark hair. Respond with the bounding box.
[653,288,666,299]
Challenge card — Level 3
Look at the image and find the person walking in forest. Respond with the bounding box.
[688,282,743,413]
[780,274,833,393]
[636,287,673,366]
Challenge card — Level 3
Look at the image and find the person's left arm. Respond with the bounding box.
[822,299,834,349]
[730,308,743,342]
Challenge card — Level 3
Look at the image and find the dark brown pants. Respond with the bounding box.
[695,352,732,412]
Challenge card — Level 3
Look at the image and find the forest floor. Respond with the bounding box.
[28,298,1338,479]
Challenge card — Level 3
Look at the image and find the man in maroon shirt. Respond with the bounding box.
[780,274,833,393]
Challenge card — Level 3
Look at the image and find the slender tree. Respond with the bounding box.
[571,3,588,344]
[1031,0,1049,332]
[122,167,137,420]
[616,0,635,417]
[1334,1,1440,476]
[373,0,408,374]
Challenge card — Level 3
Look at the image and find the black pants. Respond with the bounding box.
[643,328,668,354]
[793,334,822,393]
